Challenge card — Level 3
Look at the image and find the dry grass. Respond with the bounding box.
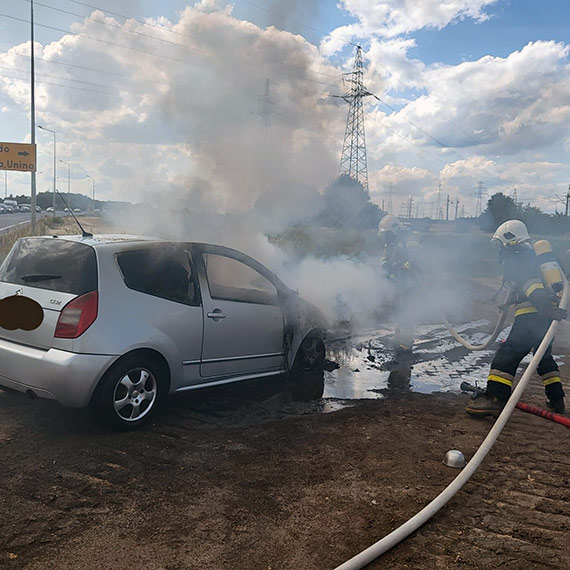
[0,215,98,264]
[0,220,48,263]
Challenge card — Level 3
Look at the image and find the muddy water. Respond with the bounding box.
[323,320,563,403]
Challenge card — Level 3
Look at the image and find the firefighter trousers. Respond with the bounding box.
[486,313,564,402]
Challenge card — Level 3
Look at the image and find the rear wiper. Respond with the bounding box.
[20,274,62,283]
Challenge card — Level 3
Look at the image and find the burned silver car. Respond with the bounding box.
[0,235,327,429]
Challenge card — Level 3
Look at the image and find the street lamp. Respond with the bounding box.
[38,125,56,216]
[86,174,95,212]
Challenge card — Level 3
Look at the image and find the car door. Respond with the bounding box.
[113,245,204,389]
[197,249,286,378]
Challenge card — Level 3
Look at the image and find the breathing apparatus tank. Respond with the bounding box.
[534,240,564,296]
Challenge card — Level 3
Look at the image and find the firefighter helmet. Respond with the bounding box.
[491,220,530,247]
[378,214,403,236]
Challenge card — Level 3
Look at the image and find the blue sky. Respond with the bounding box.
[1,1,570,216]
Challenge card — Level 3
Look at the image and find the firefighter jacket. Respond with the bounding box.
[499,243,556,318]
[381,232,420,283]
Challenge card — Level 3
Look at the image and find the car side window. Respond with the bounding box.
[203,253,278,305]
[117,248,197,305]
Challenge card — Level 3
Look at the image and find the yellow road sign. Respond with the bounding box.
[0,142,37,172]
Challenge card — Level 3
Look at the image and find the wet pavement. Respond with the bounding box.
[323,319,564,404]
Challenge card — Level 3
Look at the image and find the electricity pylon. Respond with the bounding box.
[335,46,373,191]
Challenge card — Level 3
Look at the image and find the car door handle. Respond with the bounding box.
[207,310,226,320]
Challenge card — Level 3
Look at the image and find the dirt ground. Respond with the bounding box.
[0,224,569,569]
[1,358,569,570]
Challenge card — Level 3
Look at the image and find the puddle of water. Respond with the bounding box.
[323,320,565,405]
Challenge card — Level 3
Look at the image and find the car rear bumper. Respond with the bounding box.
[0,338,117,407]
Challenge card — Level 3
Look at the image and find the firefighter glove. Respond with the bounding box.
[544,306,567,321]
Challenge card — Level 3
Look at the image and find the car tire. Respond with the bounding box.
[290,335,326,401]
[293,334,326,375]
[91,355,167,430]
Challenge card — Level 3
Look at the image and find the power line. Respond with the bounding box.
[0,64,152,94]
[0,71,116,95]
[30,0,342,82]
[372,93,467,159]
[233,0,358,48]
[1,11,341,91]
[365,112,448,166]
[11,51,172,85]
[61,0,484,157]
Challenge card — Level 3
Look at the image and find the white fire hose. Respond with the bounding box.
[442,286,511,351]
[334,277,568,570]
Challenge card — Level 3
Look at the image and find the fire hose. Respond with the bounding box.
[333,277,568,570]
[461,381,570,429]
[442,285,511,351]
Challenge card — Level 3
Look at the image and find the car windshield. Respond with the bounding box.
[0,238,97,295]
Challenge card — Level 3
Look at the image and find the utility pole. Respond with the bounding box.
[553,188,570,217]
[86,174,95,211]
[30,0,37,229]
[335,46,373,191]
[455,198,459,220]
[60,160,70,194]
[436,182,442,220]
[406,195,414,219]
[446,194,450,221]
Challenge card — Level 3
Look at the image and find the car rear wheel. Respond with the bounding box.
[92,355,166,430]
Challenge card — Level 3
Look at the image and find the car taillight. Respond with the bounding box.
[55,291,98,338]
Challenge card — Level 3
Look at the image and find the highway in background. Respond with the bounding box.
[0,211,49,232]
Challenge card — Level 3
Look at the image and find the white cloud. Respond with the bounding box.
[322,0,498,54]
[2,1,570,220]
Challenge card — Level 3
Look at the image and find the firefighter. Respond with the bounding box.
[466,220,567,416]
[378,215,420,353]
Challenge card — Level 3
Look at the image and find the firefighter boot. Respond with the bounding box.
[547,397,565,415]
[465,393,506,417]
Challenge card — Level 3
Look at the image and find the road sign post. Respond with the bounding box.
[0,142,37,172]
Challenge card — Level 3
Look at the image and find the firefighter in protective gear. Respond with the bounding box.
[379,215,420,353]
[466,220,567,417]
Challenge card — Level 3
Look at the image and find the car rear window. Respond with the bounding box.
[0,238,97,295]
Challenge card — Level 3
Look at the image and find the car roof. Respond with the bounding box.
[22,234,291,291]
[47,234,165,246]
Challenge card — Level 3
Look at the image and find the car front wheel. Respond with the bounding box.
[92,355,166,430]
[293,335,326,375]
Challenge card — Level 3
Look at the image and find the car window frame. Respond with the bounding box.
[193,247,283,307]
[114,244,201,307]
[0,237,99,295]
